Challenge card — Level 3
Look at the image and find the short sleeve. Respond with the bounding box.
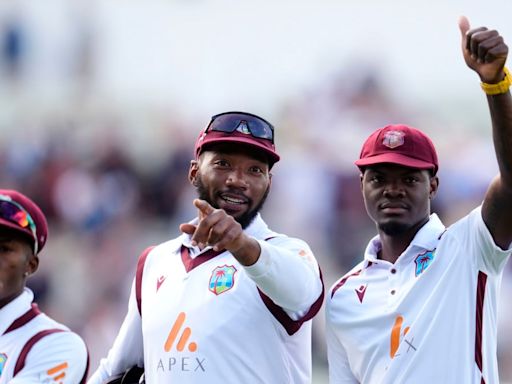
[10,331,88,384]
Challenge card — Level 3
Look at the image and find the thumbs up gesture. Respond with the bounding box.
[458,16,508,83]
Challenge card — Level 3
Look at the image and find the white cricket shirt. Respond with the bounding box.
[89,214,324,384]
[326,206,511,384]
[0,288,89,383]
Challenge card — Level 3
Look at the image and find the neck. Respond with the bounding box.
[377,217,430,263]
[0,289,24,310]
[377,235,411,263]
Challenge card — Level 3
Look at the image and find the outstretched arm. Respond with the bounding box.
[459,16,512,249]
[180,199,323,314]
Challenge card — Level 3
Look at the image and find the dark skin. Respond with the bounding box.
[0,228,38,309]
[362,17,512,263]
[179,144,272,266]
[361,165,438,263]
[459,17,512,250]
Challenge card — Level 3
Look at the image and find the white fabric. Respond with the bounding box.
[0,289,89,383]
[326,206,511,384]
[89,214,323,384]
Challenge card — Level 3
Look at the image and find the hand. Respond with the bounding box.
[179,199,246,253]
[458,16,508,84]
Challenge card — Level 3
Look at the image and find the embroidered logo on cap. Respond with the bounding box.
[382,131,405,149]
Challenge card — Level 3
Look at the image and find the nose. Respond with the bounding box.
[383,180,405,197]
[226,170,248,188]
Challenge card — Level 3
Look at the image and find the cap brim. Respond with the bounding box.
[0,218,36,244]
[199,136,280,164]
[355,153,435,170]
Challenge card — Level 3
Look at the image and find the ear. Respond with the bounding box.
[189,160,199,186]
[26,254,39,276]
[429,175,439,199]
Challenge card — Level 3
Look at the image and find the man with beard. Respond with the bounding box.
[89,111,324,384]
[326,17,512,384]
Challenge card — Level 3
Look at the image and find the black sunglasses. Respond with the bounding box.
[206,112,274,143]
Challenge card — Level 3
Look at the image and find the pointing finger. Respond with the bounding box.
[194,199,214,218]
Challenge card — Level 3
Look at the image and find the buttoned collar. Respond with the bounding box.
[0,288,33,336]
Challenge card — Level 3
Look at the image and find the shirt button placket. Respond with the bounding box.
[389,267,398,301]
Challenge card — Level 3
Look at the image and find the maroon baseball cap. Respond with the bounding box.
[194,111,280,166]
[355,124,439,174]
[0,189,48,254]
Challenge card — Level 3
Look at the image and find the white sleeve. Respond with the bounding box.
[87,280,144,384]
[243,236,323,317]
[10,331,88,384]
[326,315,359,384]
[473,206,512,274]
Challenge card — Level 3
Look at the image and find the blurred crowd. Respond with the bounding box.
[1,2,512,382]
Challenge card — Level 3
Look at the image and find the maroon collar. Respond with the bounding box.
[181,245,224,272]
[3,303,41,335]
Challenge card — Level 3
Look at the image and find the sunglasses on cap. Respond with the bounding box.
[0,195,38,254]
[206,112,275,143]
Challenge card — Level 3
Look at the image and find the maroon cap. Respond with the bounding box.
[355,124,439,174]
[194,112,280,166]
[0,189,48,254]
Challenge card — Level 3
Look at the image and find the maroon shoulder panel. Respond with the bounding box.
[13,328,65,376]
[135,246,155,316]
[258,268,325,336]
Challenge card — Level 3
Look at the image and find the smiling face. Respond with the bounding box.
[0,228,38,309]
[361,164,439,238]
[190,144,272,229]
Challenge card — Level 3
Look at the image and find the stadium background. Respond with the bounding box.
[1,0,512,382]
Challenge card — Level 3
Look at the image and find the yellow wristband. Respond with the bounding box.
[481,67,512,95]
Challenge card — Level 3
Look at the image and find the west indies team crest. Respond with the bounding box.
[0,353,7,377]
[382,130,405,149]
[414,250,436,276]
[209,265,237,295]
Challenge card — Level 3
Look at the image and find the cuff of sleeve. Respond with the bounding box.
[243,240,272,278]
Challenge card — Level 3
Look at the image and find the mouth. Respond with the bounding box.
[218,192,249,213]
[379,202,408,214]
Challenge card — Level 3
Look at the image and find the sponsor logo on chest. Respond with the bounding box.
[157,312,206,375]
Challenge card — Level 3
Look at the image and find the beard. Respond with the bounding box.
[378,221,411,236]
[195,177,270,229]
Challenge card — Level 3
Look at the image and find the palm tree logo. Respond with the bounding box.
[209,265,237,295]
[414,250,435,277]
